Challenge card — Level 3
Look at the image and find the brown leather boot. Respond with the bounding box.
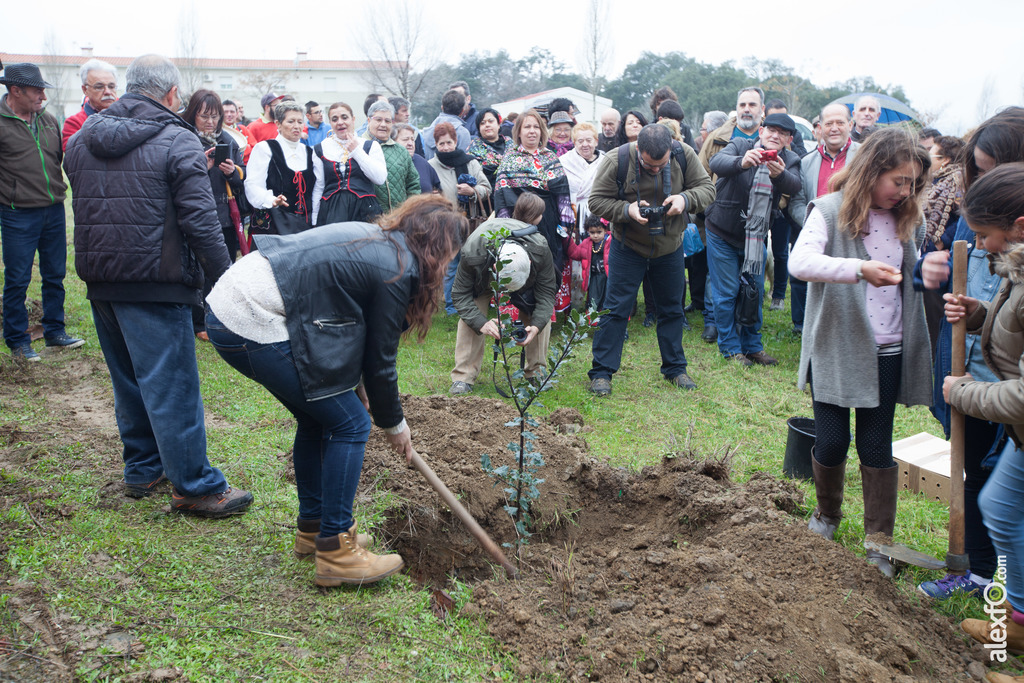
[314,531,404,586]
[807,453,845,541]
[961,602,1024,657]
[861,464,899,578]
[294,519,370,560]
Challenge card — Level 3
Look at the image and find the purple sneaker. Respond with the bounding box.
[917,572,985,600]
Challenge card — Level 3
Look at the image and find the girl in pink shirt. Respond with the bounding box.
[789,128,932,578]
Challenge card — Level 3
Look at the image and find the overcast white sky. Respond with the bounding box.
[3,0,1022,134]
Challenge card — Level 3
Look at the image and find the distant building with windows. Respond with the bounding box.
[1,49,387,124]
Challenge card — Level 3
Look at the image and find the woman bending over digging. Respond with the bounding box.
[205,195,467,586]
[789,127,932,578]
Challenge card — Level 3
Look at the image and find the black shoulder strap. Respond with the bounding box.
[615,144,630,200]
[363,140,373,153]
[671,140,687,178]
[313,142,324,158]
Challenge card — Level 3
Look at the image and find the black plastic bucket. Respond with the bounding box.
[783,417,815,480]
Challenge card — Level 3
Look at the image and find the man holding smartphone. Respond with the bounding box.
[703,113,802,366]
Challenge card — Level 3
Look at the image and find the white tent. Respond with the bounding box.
[490,86,612,126]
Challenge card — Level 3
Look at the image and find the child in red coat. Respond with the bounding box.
[566,215,611,311]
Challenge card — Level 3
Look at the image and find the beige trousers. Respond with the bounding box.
[451,293,551,385]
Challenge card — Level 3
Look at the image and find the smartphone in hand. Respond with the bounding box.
[213,143,230,165]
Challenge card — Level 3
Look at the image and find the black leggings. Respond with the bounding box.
[812,353,902,468]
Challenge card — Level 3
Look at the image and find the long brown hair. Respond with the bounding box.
[962,107,1024,190]
[831,126,930,241]
[379,195,468,340]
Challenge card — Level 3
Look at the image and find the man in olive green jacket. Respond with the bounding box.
[587,124,715,395]
[0,63,83,362]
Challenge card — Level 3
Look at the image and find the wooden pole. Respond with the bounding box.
[408,451,519,579]
[946,240,969,574]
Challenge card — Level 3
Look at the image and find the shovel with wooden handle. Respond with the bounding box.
[864,240,970,571]
[945,240,970,574]
[408,449,518,580]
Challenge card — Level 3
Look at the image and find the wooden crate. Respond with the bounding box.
[892,432,957,505]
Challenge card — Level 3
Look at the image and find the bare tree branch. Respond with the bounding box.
[976,76,996,123]
[41,29,70,124]
[355,0,442,99]
[238,70,291,98]
[576,0,612,118]
[176,4,204,100]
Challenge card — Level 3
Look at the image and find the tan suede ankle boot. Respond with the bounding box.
[294,520,370,560]
[314,531,404,586]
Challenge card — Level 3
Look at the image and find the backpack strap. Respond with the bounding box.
[670,140,687,179]
[615,144,630,201]
[616,141,688,201]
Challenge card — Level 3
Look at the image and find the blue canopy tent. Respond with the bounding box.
[830,92,921,125]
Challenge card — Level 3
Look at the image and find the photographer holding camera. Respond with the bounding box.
[587,124,715,395]
[449,193,557,395]
[704,112,803,366]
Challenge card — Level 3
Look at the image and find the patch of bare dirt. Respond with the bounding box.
[362,395,986,682]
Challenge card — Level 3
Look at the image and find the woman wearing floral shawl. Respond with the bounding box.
[468,108,514,188]
[493,109,574,302]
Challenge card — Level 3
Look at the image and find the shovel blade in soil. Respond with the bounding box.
[864,540,945,570]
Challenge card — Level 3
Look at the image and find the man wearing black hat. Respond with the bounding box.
[703,112,802,367]
[0,63,84,362]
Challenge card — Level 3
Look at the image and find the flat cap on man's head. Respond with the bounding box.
[762,113,797,135]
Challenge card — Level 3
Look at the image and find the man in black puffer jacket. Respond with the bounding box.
[64,54,252,518]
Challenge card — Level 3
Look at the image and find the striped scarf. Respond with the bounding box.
[742,161,773,276]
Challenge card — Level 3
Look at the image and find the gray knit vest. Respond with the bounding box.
[797,192,932,409]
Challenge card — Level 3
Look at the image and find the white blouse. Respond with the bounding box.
[311,136,388,213]
[244,135,326,223]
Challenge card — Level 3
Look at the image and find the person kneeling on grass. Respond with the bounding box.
[449,192,557,395]
[206,195,466,586]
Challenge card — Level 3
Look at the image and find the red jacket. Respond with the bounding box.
[565,234,610,291]
[247,118,278,143]
[61,102,98,151]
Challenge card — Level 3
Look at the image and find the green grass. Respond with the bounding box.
[0,210,1018,679]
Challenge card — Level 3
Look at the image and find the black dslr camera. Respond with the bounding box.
[639,205,666,235]
[510,320,529,343]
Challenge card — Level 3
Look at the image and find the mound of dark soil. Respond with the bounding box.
[366,395,986,682]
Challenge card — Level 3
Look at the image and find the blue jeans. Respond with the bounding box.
[589,238,687,380]
[1,204,68,348]
[444,252,461,314]
[769,214,790,300]
[206,312,371,537]
[789,227,806,329]
[703,271,717,327]
[706,232,765,356]
[91,300,227,496]
[979,441,1024,609]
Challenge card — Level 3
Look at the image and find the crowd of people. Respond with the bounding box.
[3,55,1024,666]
